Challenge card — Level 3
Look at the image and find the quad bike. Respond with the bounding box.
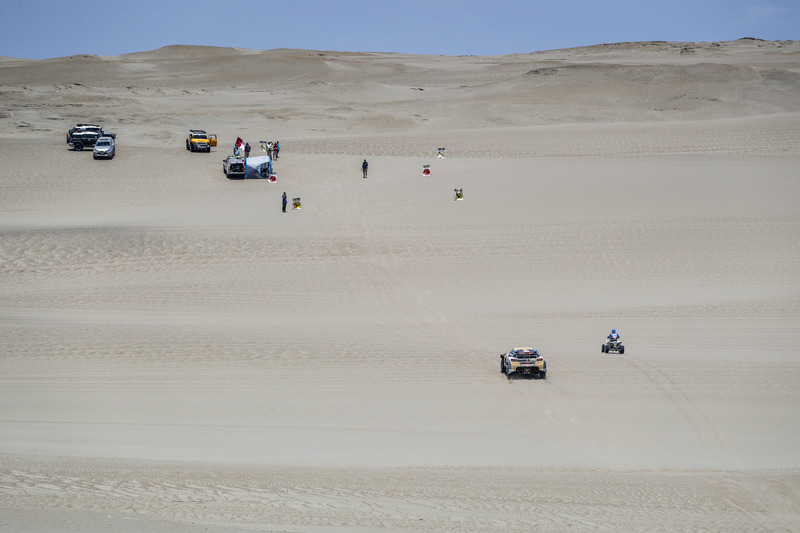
[602,338,624,354]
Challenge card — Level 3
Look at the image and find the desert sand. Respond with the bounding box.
[1,39,799,531]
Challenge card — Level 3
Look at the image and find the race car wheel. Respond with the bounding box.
[602,344,606,353]
[619,346,625,354]
[500,358,506,373]
[540,372,547,380]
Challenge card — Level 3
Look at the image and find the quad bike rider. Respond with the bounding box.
[602,329,624,354]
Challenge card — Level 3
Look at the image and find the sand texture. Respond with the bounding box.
[1,39,800,531]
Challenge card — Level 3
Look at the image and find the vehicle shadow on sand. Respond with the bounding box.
[506,373,547,381]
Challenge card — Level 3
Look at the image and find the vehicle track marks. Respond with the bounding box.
[628,357,728,458]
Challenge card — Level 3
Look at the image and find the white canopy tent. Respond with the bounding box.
[244,155,273,180]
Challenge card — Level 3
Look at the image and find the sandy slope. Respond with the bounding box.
[1,39,799,531]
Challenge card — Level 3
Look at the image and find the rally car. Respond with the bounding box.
[500,347,547,379]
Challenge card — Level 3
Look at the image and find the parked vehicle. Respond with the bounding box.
[92,136,115,159]
[223,156,246,178]
[500,347,547,379]
[186,129,217,152]
[67,123,115,151]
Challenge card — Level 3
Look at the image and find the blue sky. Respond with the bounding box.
[2,0,798,59]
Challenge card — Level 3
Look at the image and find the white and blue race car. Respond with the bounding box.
[500,347,547,379]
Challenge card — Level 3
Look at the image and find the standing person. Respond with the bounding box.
[267,141,273,160]
[274,141,280,159]
[244,142,250,157]
[362,159,368,179]
[282,192,287,213]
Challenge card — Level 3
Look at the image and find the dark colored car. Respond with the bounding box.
[67,123,115,151]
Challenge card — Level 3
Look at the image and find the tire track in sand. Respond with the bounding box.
[627,357,728,459]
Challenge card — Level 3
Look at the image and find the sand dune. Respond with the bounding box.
[1,40,799,531]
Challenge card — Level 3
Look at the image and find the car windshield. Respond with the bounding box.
[96,140,110,146]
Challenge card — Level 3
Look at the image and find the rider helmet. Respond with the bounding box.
[612,329,616,334]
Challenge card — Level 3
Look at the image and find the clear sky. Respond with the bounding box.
[2,0,798,60]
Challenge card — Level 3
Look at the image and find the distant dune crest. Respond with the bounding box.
[1,39,798,131]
